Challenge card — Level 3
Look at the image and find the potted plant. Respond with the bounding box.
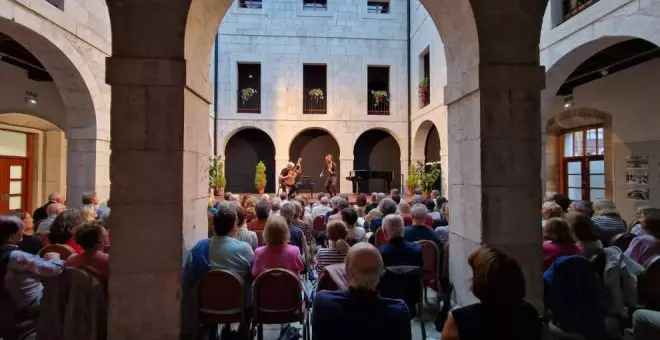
[415,162,441,198]
[418,78,429,107]
[209,156,226,196]
[308,88,325,103]
[406,163,418,196]
[241,87,258,103]
[254,161,267,194]
[370,90,388,107]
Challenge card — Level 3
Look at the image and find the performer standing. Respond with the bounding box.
[320,154,337,197]
[280,158,302,199]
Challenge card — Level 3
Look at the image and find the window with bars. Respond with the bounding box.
[238,0,263,9]
[237,63,261,113]
[562,127,606,201]
[367,1,390,13]
[303,0,327,10]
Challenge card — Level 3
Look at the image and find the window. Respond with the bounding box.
[418,50,430,108]
[561,0,600,22]
[367,66,390,115]
[367,1,390,13]
[303,0,327,10]
[561,127,605,201]
[303,64,327,114]
[238,0,263,8]
[237,63,261,113]
[45,0,64,10]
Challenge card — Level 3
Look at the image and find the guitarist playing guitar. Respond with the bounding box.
[279,158,302,199]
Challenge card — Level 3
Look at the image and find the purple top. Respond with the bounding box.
[624,235,660,266]
[252,244,304,278]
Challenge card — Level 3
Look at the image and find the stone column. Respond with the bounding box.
[339,157,353,194]
[446,64,545,308]
[65,138,100,207]
[105,57,209,340]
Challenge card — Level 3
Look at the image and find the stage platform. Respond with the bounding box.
[215,192,374,204]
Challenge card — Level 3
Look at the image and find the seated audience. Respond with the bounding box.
[568,200,594,217]
[542,217,583,270]
[312,242,411,340]
[316,220,350,278]
[442,245,541,340]
[232,204,258,250]
[435,202,450,244]
[324,196,341,224]
[630,207,660,236]
[541,202,563,227]
[223,191,232,201]
[64,221,109,285]
[0,216,64,319]
[270,198,282,216]
[399,202,412,224]
[248,201,269,232]
[428,199,443,221]
[292,200,313,246]
[354,193,367,217]
[281,203,306,255]
[32,192,62,224]
[312,196,333,219]
[364,192,379,215]
[380,215,423,269]
[367,198,398,233]
[550,193,571,212]
[404,204,443,248]
[633,309,660,340]
[48,209,86,255]
[81,192,100,220]
[296,197,313,226]
[364,208,383,225]
[12,210,43,255]
[82,204,98,222]
[591,199,627,245]
[328,197,350,222]
[252,216,304,278]
[35,203,65,235]
[278,191,288,205]
[565,212,603,259]
[342,208,366,244]
[625,215,660,266]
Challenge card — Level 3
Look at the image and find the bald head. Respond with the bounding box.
[46,203,65,217]
[48,192,62,203]
[346,242,383,290]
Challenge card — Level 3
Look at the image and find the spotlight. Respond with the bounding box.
[563,95,574,109]
[24,91,38,105]
[600,69,609,76]
[248,74,253,78]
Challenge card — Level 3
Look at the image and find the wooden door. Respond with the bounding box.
[0,158,29,213]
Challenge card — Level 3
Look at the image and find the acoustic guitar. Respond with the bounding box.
[284,158,302,186]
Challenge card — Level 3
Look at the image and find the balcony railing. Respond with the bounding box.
[303,88,327,114]
[563,0,599,21]
[303,1,328,11]
[237,90,261,113]
[368,91,390,115]
[239,0,263,9]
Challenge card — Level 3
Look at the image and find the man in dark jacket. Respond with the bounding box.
[32,193,62,225]
[404,204,443,249]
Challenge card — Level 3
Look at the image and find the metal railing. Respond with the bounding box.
[303,89,327,114]
[418,88,430,109]
[563,0,599,21]
[368,91,390,115]
[239,0,263,8]
[367,2,390,14]
[237,90,261,114]
[303,0,328,10]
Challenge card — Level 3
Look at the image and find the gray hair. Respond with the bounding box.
[382,214,404,238]
[371,192,378,201]
[411,194,425,205]
[271,198,281,212]
[320,196,330,206]
[346,242,383,291]
[376,193,387,202]
[411,203,428,223]
[337,198,350,210]
[280,203,295,224]
[330,196,342,208]
[378,198,398,216]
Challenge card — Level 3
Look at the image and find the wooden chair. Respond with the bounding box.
[416,240,440,302]
[197,269,248,339]
[37,244,75,260]
[375,227,387,247]
[610,233,636,252]
[251,269,309,340]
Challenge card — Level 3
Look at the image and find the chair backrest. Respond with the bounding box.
[416,240,439,283]
[610,232,636,252]
[317,272,339,292]
[255,230,264,246]
[38,244,75,260]
[378,265,423,317]
[253,269,302,323]
[197,269,245,324]
[588,248,607,281]
[638,255,660,309]
[375,228,387,247]
[312,215,326,233]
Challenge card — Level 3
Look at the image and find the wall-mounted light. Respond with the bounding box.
[24,91,38,105]
[600,69,609,76]
[248,74,253,79]
[563,95,574,109]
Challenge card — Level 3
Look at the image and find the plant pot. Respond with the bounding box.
[423,191,431,199]
[257,187,265,194]
[407,186,414,197]
[214,188,224,197]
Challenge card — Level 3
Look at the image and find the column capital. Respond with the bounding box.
[106,57,186,86]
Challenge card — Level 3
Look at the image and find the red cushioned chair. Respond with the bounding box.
[610,232,636,252]
[251,269,309,340]
[197,269,248,339]
[312,215,326,238]
[37,244,75,260]
[375,227,387,247]
[417,240,440,303]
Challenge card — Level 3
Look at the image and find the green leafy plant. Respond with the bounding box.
[406,163,418,189]
[241,87,258,103]
[254,161,267,191]
[414,162,442,193]
[418,78,429,90]
[308,88,325,102]
[209,156,226,190]
[370,90,389,106]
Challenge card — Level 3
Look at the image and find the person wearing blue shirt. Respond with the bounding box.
[404,204,443,249]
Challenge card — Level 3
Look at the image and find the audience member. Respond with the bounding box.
[0,216,64,319]
[630,207,659,236]
[252,216,304,278]
[280,203,306,255]
[365,192,379,214]
[312,196,333,220]
[324,196,341,224]
[427,199,442,221]
[354,194,367,217]
[278,191,288,205]
[410,194,425,206]
[541,202,563,226]
[367,198,398,233]
[82,204,98,222]
[399,201,412,220]
[404,204,443,248]
[223,192,232,201]
[342,208,366,244]
[550,193,571,212]
[248,202,269,233]
[625,215,660,265]
[379,215,423,268]
[542,218,583,270]
[565,212,603,258]
[81,192,100,219]
[32,192,62,224]
[270,198,282,216]
[430,190,441,201]
[296,197,313,225]
[568,200,594,217]
[64,221,109,285]
[442,246,541,340]
[11,210,43,255]
[232,204,258,250]
[312,242,411,340]
[435,202,450,244]
[392,194,401,205]
[292,200,313,246]
[35,203,65,235]
[328,197,350,222]
[316,220,350,278]
[632,309,660,340]
[364,208,383,225]
[48,209,86,255]
[591,199,627,245]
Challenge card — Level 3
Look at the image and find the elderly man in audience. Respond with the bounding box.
[270,198,282,217]
[311,196,333,220]
[379,215,423,269]
[0,216,64,320]
[404,204,443,248]
[35,203,65,236]
[365,192,379,214]
[328,197,350,222]
[312,242,411,340]
[64,221,110,285]
[366,198,398,233]
[323,196,341,224]
[48,209,86,254]
[541,202,563,227]
[32,192,63,225]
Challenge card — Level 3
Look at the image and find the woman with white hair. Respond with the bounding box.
[591,199,627,245]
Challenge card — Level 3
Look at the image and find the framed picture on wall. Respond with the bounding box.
[625,169,649,185]
[626,188,649,201]
[625,156,649,169]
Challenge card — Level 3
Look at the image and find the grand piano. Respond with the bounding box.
[346,170,394,193]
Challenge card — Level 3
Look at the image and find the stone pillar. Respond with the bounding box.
[43,131,67,202]
[446,64,545,308]
[65,138,100,207]
[339,157,353,194]
[105,57,209,340]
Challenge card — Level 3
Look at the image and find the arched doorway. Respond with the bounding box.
[425,124,441,164]
[289,129,340,194]
[224,128,275,193]
[353,129,401,193]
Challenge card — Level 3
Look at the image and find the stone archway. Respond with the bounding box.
[107,0,549,336]
[353,129,402,193]
[413,120,440,164]
[224,128,276,194]
[289,128,341,194]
